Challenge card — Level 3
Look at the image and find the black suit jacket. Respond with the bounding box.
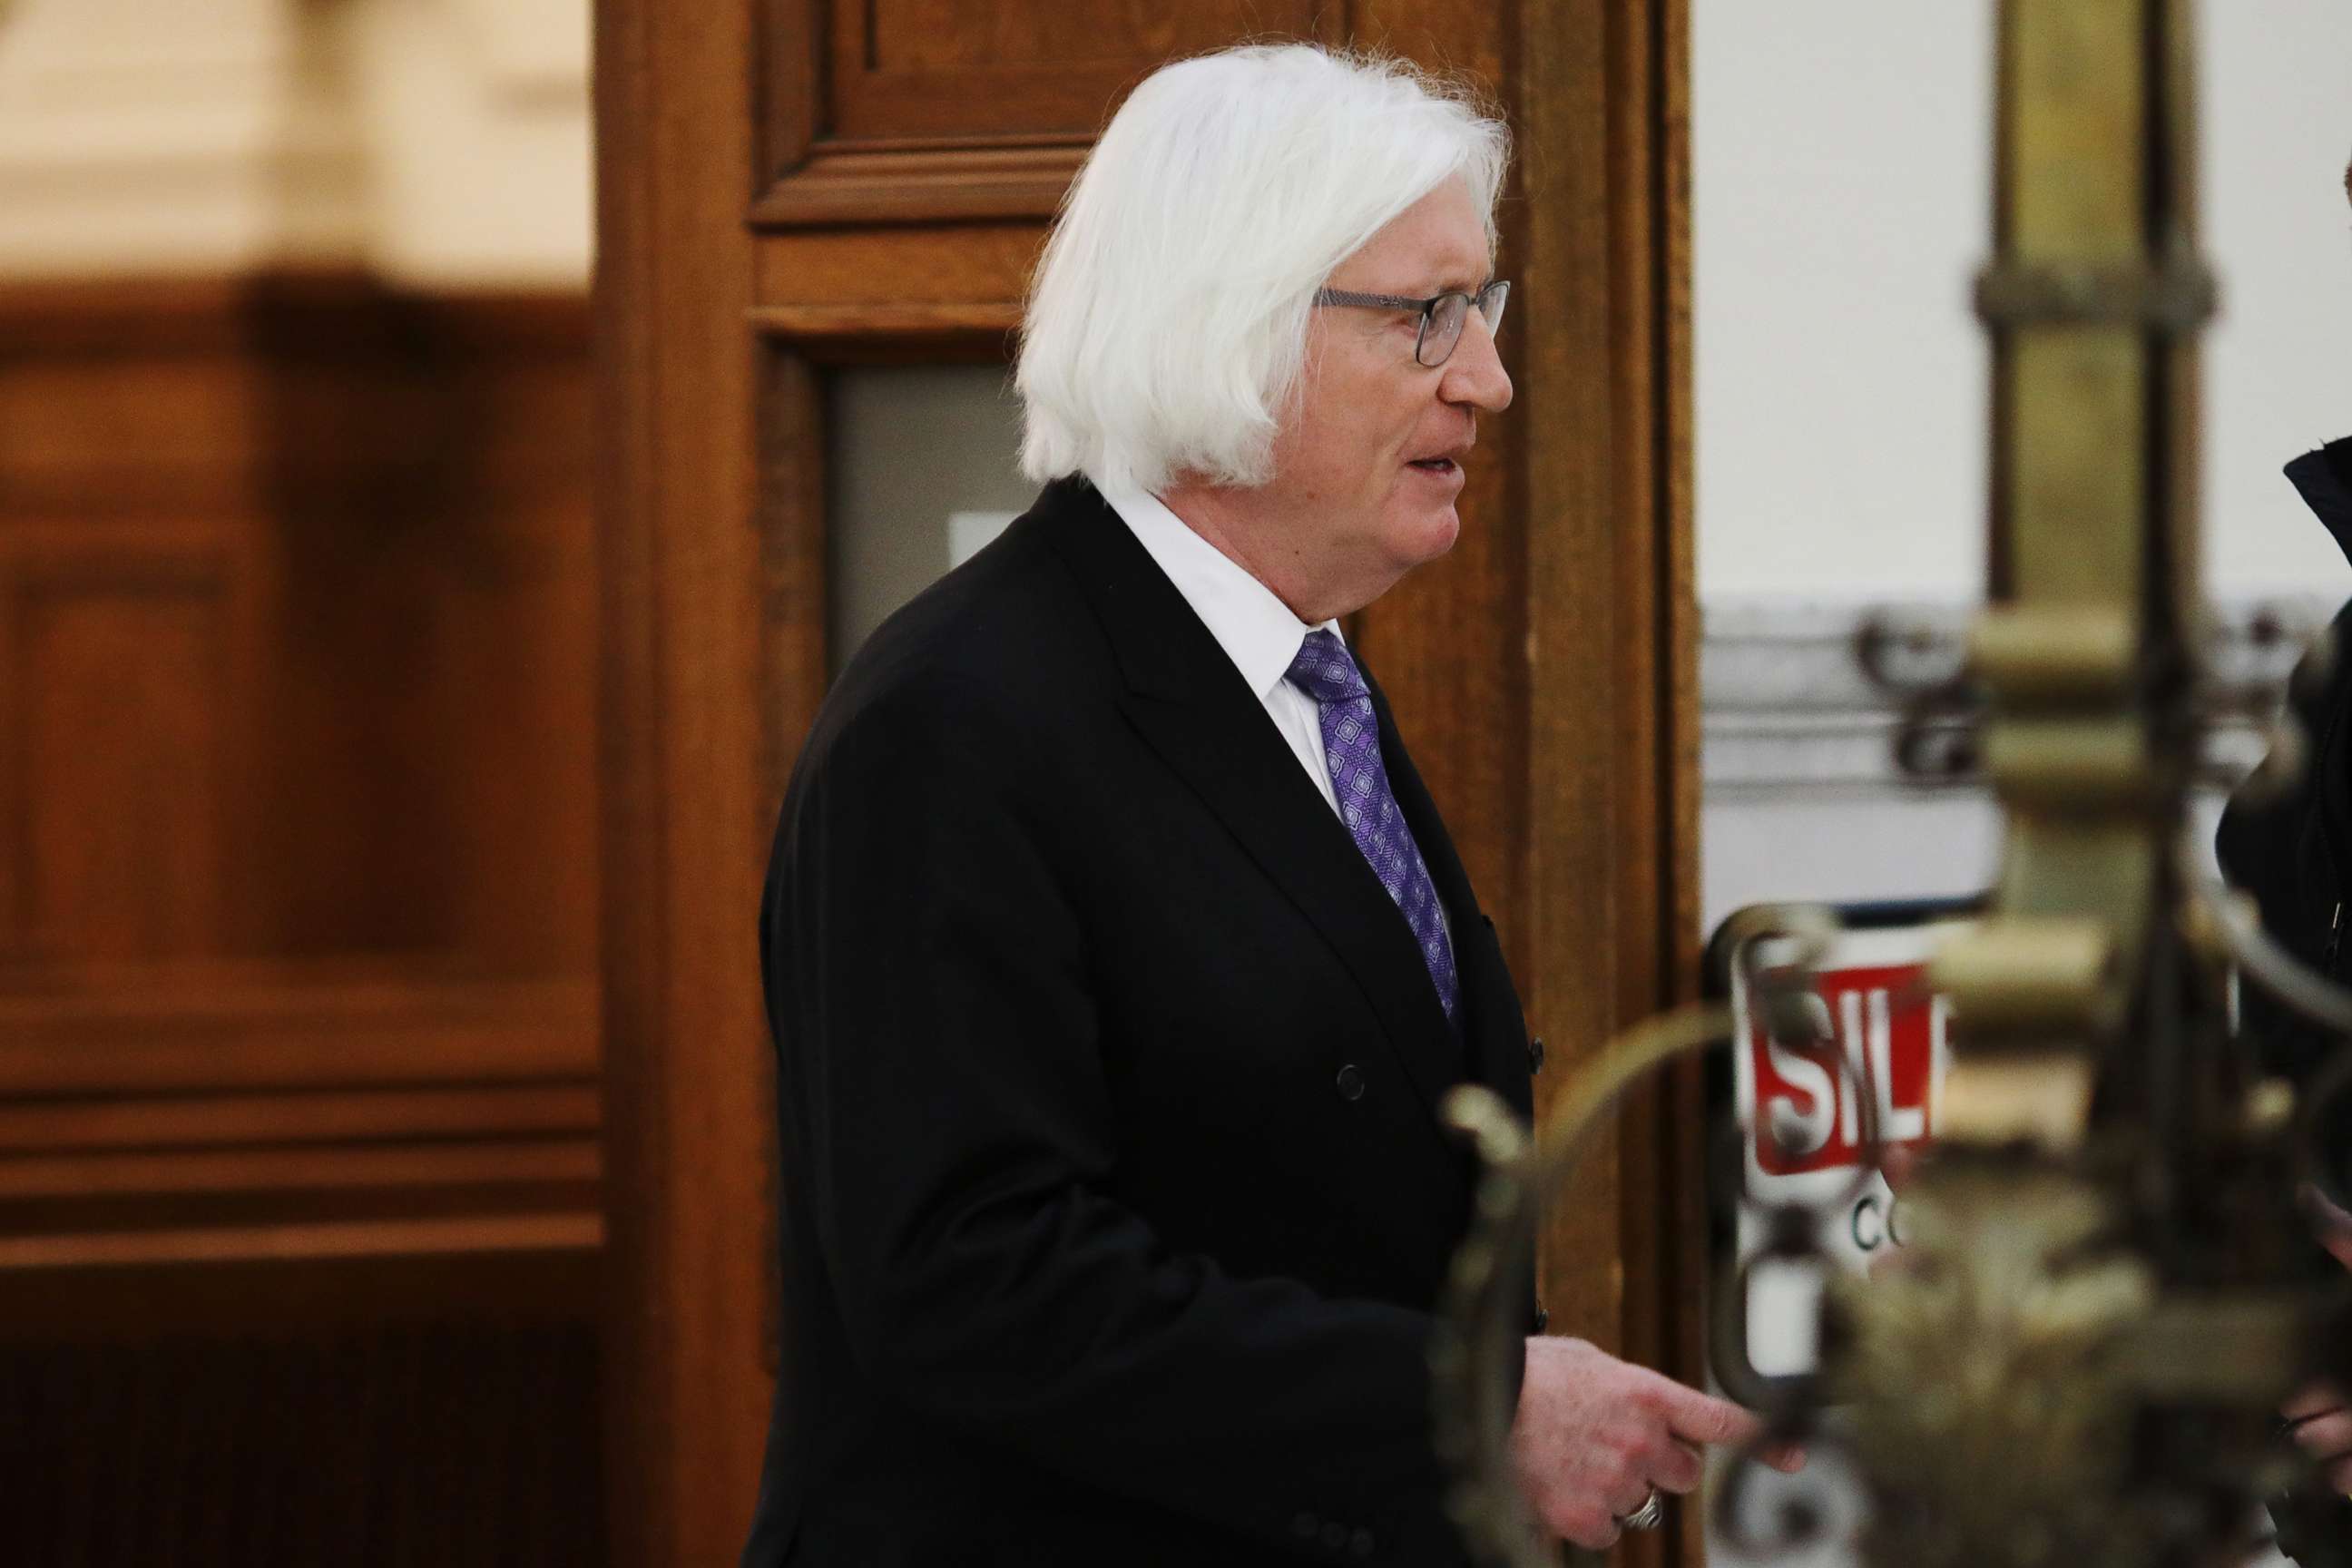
[2214,437,2352,1568]
[743,477,1538,1567]
[2218,438,2352,1121]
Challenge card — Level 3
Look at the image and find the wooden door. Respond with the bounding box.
[594,2,1698,1563]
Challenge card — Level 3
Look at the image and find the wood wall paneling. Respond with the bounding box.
[0,279,596,971]
[1514,5,1702,1561]
[0,1320,605,1568]
[830,0,1322,137]
[254,288,598,969]
[755,0,1356,225]
[0,275,604,1562]
[748,221,1044,309]
[0,966,599,1259]
[5,542,259,965]
[0,968,595,1095]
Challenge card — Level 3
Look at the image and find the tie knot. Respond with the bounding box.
[1285,629,1369,705]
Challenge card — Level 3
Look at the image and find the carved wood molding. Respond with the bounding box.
[0,1212,604,1273]
[0,269,597,969]
[750,0,1349,230]
[746,300,1019,368]
[752,141,1086,229]
[0,260,604,1553]
[0,967,601,1269]
[0,969,599,1094]
[0,272,585,356]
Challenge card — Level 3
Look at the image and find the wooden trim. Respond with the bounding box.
[0,968,603,1275]
[1651,4,1709,1563]
[0,973,598,1095]
[1507,5,1697,1563]
[0,272,585,355]
[750,225,1042,314]
[597,0,777,1559]
[0,1084,600,1153]
[0,570,14,955]
[1519,0,1623,1351]
[0,1212,601,1273]
[758,0,824,196]
[746,300,1019,353]
[0,1139,598,1201]
[752,349,828,818]
[0,1229,602,1338]
[749,344,823,1392]
[751,142,1085,228]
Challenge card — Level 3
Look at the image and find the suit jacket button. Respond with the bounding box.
[1527,1035,1545,1073]
[1293,1511,1319,1540]
[1349,1528,1377,1559]
[1335,1064,1367,1102]
[1320,1522,1349,1552]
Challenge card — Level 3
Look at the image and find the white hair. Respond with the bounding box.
[1014,44,1510,495]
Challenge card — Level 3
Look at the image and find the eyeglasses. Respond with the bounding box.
[1310,279,1511,368]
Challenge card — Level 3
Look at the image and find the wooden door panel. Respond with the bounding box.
[834,0,1322,139]
[0,270,605,1561]
[5,542,254,964]
[861,0,1313,73]
[761,0,1351,225]
[750,224,1042,311]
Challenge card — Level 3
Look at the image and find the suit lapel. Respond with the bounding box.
[1037,481,1471,1128]
[1363,672,1535,1124]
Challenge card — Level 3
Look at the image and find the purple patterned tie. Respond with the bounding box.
[1286,630,1459,1018]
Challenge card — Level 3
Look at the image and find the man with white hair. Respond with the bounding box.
[743,43,1788,1567]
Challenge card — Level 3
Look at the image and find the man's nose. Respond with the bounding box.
[1440,312,1513,413]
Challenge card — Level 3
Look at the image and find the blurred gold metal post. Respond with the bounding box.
[1434,3,2352,1565]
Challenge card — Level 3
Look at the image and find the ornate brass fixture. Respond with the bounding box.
[1435,3,2352,1564]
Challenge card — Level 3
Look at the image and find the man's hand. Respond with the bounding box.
[2283,1382,2352,1494]
[1510,1337,1805,1551]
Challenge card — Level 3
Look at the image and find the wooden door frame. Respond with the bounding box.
[595,4,1697,1563]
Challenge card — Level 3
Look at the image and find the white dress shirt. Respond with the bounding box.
[1099,486,1344,818]
[1100,485,1456,961]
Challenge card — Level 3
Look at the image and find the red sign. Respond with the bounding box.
[1748,961,1944,1175]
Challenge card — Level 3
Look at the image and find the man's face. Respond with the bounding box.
[1256,179,1514,610]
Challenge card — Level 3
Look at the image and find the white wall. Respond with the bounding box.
[1693,0,2352,930]
[1694,0,1994,603]
[0,0,591,286]
[1694,0,2352,605]
[2204,0,2352,596]
[340,0,593,289]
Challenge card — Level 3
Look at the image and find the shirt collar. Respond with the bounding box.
[1097,485,1342,701]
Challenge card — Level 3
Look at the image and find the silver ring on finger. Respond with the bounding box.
[1615,1487,1665,1532]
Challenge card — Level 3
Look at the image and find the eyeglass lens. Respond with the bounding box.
[1416,283,1510,368]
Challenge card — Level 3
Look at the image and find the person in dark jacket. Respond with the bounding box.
[2215,431,2352,1560]
[739,43,1790,1568]
[2219,436,2352,1110]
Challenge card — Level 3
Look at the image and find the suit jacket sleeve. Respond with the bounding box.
[765,677,1509,1563]
[2216,593,2352,1166]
